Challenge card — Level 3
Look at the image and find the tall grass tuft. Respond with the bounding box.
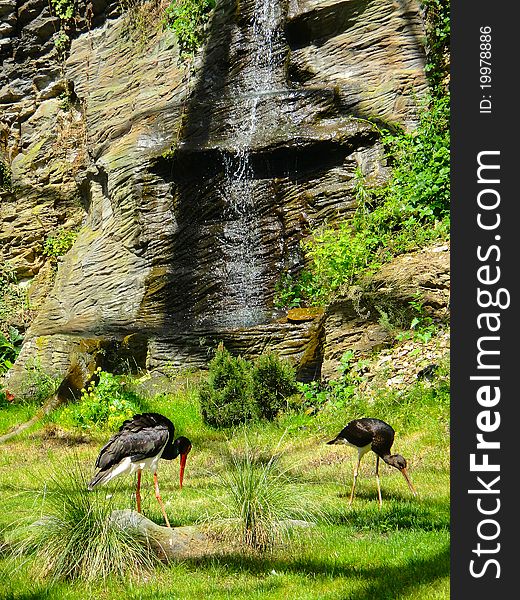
[9,461,160,582]
[211,434,322,552]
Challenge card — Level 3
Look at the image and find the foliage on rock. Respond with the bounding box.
[276,93,449,308]
[275,0,450,309]
[421,0,450,91]
[163,0,215,56]
[0,160,11,189]
[50,0,76,21]
[43,228,79,261]
[0,327,23,375]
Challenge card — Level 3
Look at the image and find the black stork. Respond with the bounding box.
[327,417,417,507]
[88,413,192,527]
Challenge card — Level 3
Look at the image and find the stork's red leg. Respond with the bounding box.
[375,456,383,508]
[153,472,171,528]
[348,453,362,506]
[136,470,142,513]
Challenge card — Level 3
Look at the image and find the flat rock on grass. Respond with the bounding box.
[110,509,212,560]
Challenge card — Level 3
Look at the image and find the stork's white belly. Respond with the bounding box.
[113,454,162,477]
[338,440,372,458]
[99,450,165,486]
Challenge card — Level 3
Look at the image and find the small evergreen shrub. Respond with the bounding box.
[199,347,298,427]
[251,353,298,420]
[199,347,258,427]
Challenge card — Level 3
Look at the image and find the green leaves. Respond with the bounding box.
[163,0,216,56]
[65,370,142,430]
[421,0,450,90]
[0,160,11,189]
[0,326,23,374]
[43,228,78,260]
[50,0,75,21]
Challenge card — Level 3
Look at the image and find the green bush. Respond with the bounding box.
[0,326,23,374]
[199,347,258,427]
[200,347,298,427]
[251,353,298,420]
[43,228,78,261]
[64,370,142,430]
[163,0,215,56]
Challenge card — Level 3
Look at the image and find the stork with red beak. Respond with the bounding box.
[88,413,192,527]
[327,417,416,507]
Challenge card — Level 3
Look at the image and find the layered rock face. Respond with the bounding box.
[1,0,429,391]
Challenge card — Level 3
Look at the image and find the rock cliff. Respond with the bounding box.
[1,0,434,394]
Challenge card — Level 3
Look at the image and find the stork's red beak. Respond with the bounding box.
[179,446,191,489]
[401,467,417,496]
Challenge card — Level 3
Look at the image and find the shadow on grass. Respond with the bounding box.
[0,593,55,600]
[324,499,450,533]
[130,544,449,600]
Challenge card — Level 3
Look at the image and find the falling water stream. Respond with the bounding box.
[216,0,285,328]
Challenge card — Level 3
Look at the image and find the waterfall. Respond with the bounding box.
[216,0,285,328]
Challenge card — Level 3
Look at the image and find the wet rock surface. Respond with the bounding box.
[1,0,433,389]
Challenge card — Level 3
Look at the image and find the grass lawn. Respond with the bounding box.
[0,377,449,599]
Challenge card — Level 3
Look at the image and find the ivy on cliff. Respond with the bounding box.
[163,0,215,56]
[0,160,11,190]
[421,0,450,91]
[275,2,450,308]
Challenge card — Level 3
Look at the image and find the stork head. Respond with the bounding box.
[173,436,192,489]
[387,454,417,496]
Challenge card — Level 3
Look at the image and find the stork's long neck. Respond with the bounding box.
[161,438,180,460]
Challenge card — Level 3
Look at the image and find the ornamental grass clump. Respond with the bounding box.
[210,435,321,552]
[9,462,159,582]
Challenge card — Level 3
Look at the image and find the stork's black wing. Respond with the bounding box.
[94,413,174,471]
[335,419,374,447]
[333,418,395,451]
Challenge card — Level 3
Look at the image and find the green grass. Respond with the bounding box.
[0,372,449,599]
